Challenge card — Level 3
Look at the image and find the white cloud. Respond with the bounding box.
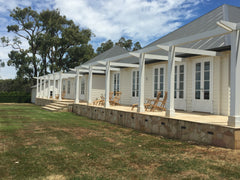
[55,0,204,45]
[0,0,206,79]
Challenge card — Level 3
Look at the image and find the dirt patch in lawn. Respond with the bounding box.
[45,174,66,180]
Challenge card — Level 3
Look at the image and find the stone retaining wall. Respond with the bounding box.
[35,98,57,106]
[71,104,240,149]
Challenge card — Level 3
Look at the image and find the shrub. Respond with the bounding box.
[0,91,31,103]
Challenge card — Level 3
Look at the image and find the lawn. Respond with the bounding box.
[1,104,240,179]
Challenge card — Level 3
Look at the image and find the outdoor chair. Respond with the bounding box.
[109,92,122,106]
[151,91,168,111]
[131,92,161,111]
[93,92,114,106]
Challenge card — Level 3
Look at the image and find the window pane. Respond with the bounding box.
[179,82,184,90]
[196,63,201,71]
[204,81,209,90]
[195,91,200,99]
[204,91,209,100]
[204,71,210,80]
[180,65,184,73]
[195,81,201,90]
[160,76,164,82]
[160,83,163,90]
[204,61,210,70]
[180,74,184,81]
[196,72,201,80]
[160,68,164,75]
[179,91,184,99]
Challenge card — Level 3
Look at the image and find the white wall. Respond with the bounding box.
[113,51,230,115]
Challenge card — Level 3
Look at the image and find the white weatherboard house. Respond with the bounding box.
[35,4,240,128]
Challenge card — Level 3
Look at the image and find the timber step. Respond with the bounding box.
[42,100,74,112]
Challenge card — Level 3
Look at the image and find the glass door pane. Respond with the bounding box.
[179,65,184,99]
[204,62,210,100]
[195,63,201,99]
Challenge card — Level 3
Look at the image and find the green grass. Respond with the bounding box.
[1,103,240,179]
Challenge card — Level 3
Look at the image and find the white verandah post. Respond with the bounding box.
[166,45,176,117]
[40,77,42,98]
[47,75,50,99]
[87,66,93,105]
[228,30,240,127]
[75,69,80,104]
[105,61,111,108]
[36,77,39,98]
[43,76,46,98]
[138,53,145,112]
[59,72,62,101]
[53,73,56,99]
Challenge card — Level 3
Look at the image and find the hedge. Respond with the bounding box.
[0,91,31,103]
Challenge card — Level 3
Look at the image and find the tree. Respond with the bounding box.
[39,9,94,73]
[0,59,4,68]
[5,7,43,78]
[1,7,95,80]
[96,40,114,54]
[96,37,142,54]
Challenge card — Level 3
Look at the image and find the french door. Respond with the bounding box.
[192,58,212,113]
[153,65,165,99]
[131,70,139,104]
[80,77,85,100]
[174,63,186,110]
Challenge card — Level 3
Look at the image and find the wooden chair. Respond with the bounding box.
[151,91,168,111]
[93,92,114,106]
[61,91,66,99]
[55,91,65,99]
[93,95,105,106]
[110,92,122,106]
[131,92,161,111]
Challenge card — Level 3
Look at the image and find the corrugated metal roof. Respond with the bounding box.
[83,45,128,65]
[83,4,240,66]
[143,4,240,57]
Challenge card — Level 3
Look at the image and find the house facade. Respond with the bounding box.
[35,4,240,127]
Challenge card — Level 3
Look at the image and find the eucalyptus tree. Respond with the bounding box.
[3,7,43,78]
[96,37,142,54]
[39,9,94,72]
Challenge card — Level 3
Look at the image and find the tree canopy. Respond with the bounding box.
[96,37,142,54]
[1,7,94,80]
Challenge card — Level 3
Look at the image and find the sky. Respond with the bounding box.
[0,0,240,79]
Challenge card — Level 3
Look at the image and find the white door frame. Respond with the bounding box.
[152,64,166,100]
[192,57,213,113]
[131,69,140,104]
[174,62,187,110]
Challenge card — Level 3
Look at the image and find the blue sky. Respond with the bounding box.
[0,0,240,79]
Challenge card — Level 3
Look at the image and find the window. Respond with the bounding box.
[132,70,139,97]
[67,80,70,94]
[113,73,120,95]
[204,61,210,100]
[195,63,201,99]
[154,67,164,98]
[56,80,58,88]
[174,65,184,99]
[81,78,85,95]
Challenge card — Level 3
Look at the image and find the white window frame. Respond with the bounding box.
[153,64,166,98]
[174,62,186,100]
[80,78,85,95]
[131,70,139,97]
[113,72,120,95]
[67,80,71,94]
